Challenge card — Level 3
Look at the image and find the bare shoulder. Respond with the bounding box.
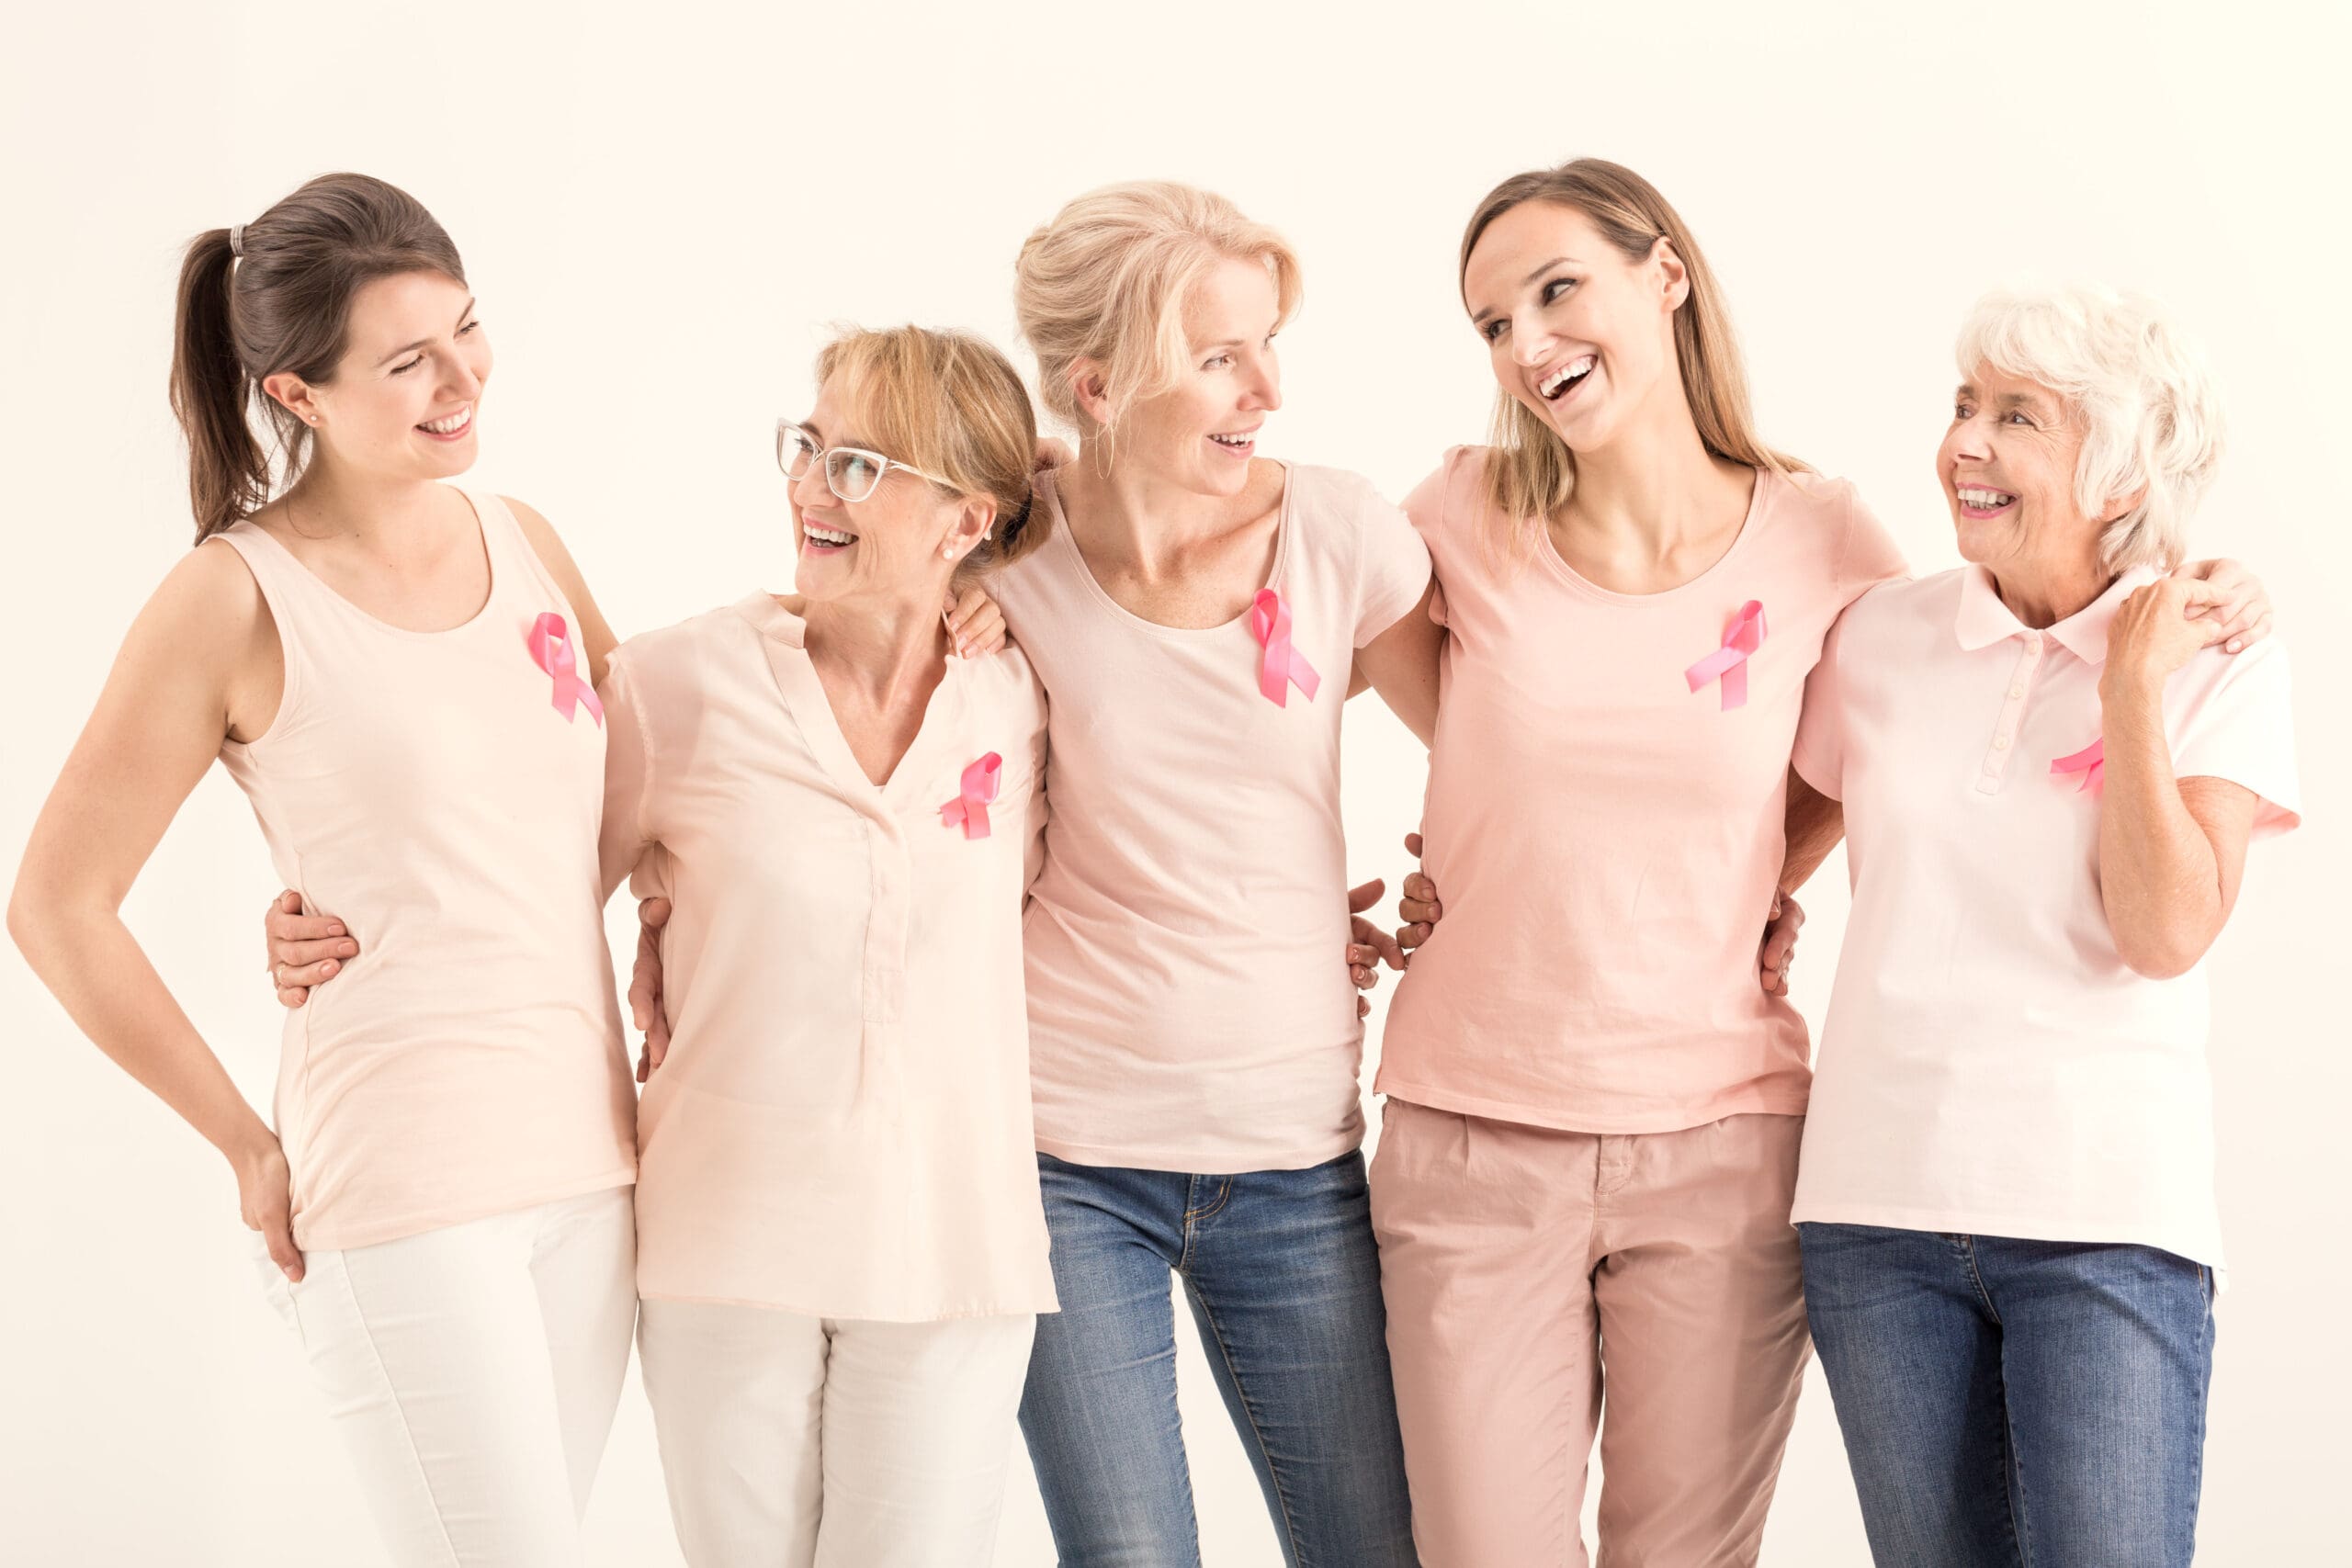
[167,536,273,647]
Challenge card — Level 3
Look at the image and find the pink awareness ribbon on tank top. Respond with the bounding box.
[941,752,1002,840]
[2051,738,2105,793]
[526,613,604,726]
[1250,589,1320,706]
[1685,600,1768,711]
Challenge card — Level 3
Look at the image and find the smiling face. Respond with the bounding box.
[1461,200,1685,456]
[787,378,986,608]
[266,270,490,484]
[1101,255,1283,497]
[1939,362,2109,581]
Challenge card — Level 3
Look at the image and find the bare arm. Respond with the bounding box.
[6,542,304,1278]
[1756,769,1844,998]
[1353,582,1444,747]
[507,496,620,685]
[1777,769,1845,898]
[2098,575,2256,978]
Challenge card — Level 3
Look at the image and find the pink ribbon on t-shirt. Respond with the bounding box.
[526,613,604,726]
[2051,738,2105,793]
[940,752,1002,840]
[1250,589,1320,706]
[1685,600,1768,710]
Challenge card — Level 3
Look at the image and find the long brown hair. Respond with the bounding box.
[1459,159,1804,533]
[170,173,466,543]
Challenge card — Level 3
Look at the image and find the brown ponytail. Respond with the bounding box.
[168,173,466,544]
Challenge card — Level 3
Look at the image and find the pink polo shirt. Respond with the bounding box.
[1376,446,1908,1134]
[991,461,1432,1173]
[599,595,1057,1321]
[1789,566,2300,1269]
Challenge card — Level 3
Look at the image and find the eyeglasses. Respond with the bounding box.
[775,421,951,504]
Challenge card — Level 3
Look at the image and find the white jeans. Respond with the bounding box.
[637,1300,1036,1567]
[257,1186,638,1567]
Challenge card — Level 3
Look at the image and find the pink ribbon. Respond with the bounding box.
[1250,589,1320,706]
[2051,738,2104,793]
[1685,601,1768,711]
[526,613,604,726]
[940,752,1002,840]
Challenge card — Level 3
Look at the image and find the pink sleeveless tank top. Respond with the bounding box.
[216,491,635,1251]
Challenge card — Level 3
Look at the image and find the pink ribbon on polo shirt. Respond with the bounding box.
[2051,738,2105,793]
[940,752,1002,840]
[1685,600,1768,710]
[526,613,604,726]
[1250,589,1320,706]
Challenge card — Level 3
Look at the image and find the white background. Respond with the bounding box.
[4,2,2345,1562]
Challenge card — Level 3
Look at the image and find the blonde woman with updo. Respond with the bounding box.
[1000,184,1439,1565]
[605,186,1436,1563]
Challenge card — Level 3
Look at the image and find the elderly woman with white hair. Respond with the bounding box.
[1788,283,2301,1568]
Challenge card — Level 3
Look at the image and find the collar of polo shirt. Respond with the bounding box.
[1952,563,2161,662]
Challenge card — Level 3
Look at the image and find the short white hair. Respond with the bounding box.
[1954,281,2225,571]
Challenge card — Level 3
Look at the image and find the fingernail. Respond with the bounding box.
[328,923,344,936]
[2227,640,2242,653]
[341,942,357,956]
[321,961,336,976]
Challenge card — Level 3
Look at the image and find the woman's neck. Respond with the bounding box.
[277,460,452,558]
[799,588,951,706]
[1059,447,1243,578]
[1557,380,1748,558]
[1989,551,2113,630]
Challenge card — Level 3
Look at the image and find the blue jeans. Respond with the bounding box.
[1019,1150,1417,1567]
[1798,1224,2215,1568]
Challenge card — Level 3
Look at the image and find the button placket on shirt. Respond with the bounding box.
[1976,631,2044,795]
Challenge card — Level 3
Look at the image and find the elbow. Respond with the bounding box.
[2112,925,2218,981]
[6,874,50,968]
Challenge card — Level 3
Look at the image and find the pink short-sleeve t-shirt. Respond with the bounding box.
[990,461,1432,1174]
[1789,566,2301,1270]
[1377,446,1908,1134]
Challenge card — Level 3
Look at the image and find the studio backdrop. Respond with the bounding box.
[3,2,2344,1562]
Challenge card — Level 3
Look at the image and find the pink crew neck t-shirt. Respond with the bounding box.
[600,595,1057,1321]
[1789,567,2301,1271]
[1377,446,1908,1134]
[989,461,1431,1174]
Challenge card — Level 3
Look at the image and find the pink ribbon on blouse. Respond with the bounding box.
[2051,738,2105,793]
[1685,601,1768,711]
[526,613,604,726]
[940,752,1002,840]
[1250,589,1320,706]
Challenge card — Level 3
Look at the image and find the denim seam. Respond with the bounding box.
[1184,1279,1306,1567]
[1954,1236,2033,1566]
[1182,1178,1235,1226]
[1179,1179,1235,1273]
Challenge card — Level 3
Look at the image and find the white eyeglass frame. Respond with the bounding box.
[775,420,951,503]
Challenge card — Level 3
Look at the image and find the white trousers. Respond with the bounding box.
[258,1185,639,1567]
[637,1300,1036,1568]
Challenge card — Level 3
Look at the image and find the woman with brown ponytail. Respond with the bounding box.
[7,173,642,1563]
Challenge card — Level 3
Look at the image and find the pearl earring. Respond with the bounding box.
[942,545,956,559]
